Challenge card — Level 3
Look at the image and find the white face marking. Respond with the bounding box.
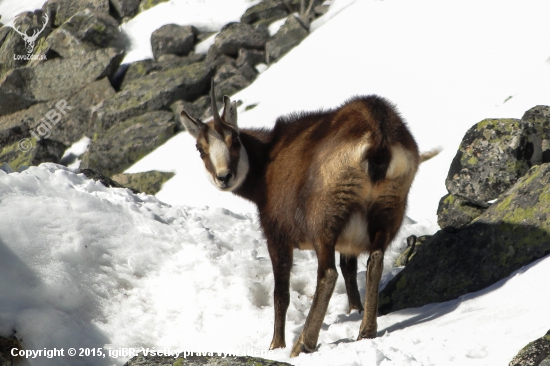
[203,129,249,192]
[208,131,230,174]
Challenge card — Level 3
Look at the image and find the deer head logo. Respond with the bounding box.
[13,13,49,54]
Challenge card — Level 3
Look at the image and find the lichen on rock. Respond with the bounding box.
[380,163,550,315]
[509,329,550,366]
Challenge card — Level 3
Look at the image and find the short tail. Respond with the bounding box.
[419,147,441,163]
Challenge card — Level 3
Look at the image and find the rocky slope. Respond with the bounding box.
[0,0,326,190]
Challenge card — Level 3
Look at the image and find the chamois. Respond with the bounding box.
[179,81,427,357]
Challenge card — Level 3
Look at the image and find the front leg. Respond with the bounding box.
[340,254,363,314]
[290,243,338,357]
[269,245,293,350]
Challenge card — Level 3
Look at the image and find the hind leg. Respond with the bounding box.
[357,233,385,339]
[340,254,363,314]
[290,242,338,357]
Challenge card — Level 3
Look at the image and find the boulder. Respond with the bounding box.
[0,78,115,149]
[395,235,432,267]
[509,330,550,366]
[522,105,550,164]
[0,138,66,171]
[205,44,236,70]
[0,10,52,77]
[62,78,117,141]
[240,0,301,25]
[0,27,10,45]
[437,193,486,228]
[43,9,123,58]
[379,163,550,314]
[43,0,110,27]
[0,103,49,148]
[215,74,252,101]
[124,353,292,366]
[445,118,536,207]
[138,0,169,12]
[110,0,141,19]
[79,168,138,193]
[80,111,177,176]
[94,61,212,131]
[0,47,124,117]
[236,48,265,68]
[214,22,269,57]
[171,97,208,126]
[111,171,175,195]
[265,15,308,63]
[120,53,205,89]
[0,335,22,366]
[151,24,196,60]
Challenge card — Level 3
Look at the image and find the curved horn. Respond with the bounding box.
[210,79,222,124]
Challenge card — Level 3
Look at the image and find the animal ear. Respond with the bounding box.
[180,110,205,139]
[222,96,238,130]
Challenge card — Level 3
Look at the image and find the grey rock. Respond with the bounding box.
[110,0,141,19]
[124,353,292,366]
[171,97,209,127]
[44,9,123,58]
[80,111,177,176]
[43,0,110,27]
[236,48,265,68]
[151,24,195,61]
[522,105,550,164]
[138,0,169,12]
[0,335,22,366]
[0,103,50,147]
[437,193,486,228]
[79,168,139,193]
[214,60,255,84]
[0,138,66,172]
[95,61,212,131]
[120,53,205,89]
[0,27,10,46]
[205,44,236,69]
[265,15,308,63]
[214,22,269,57]
[120,59,157,89]
[0,47,124,117]
[215,73,252,100]
[241,0,300,24]
[379,163,550,315]
[395,235,432,267]
[0,10,52,77]
[445,118,534,207]
[509,329,550,366]
[196,30,216,43]
[0,29,28,78]
[111,170,175,195]
[57,78,117,142]
[0,78,115,148]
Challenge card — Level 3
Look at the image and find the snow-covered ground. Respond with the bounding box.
[0,163,548,366]
[1,0,550,365]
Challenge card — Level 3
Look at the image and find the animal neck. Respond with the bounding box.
[232,129,270,207]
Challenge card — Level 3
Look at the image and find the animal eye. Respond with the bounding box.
[196,144,206,157]
[232,135,240,147]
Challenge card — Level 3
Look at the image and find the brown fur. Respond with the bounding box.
[181,94,421,357]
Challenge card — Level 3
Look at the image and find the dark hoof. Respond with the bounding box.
[290,337,315,357]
